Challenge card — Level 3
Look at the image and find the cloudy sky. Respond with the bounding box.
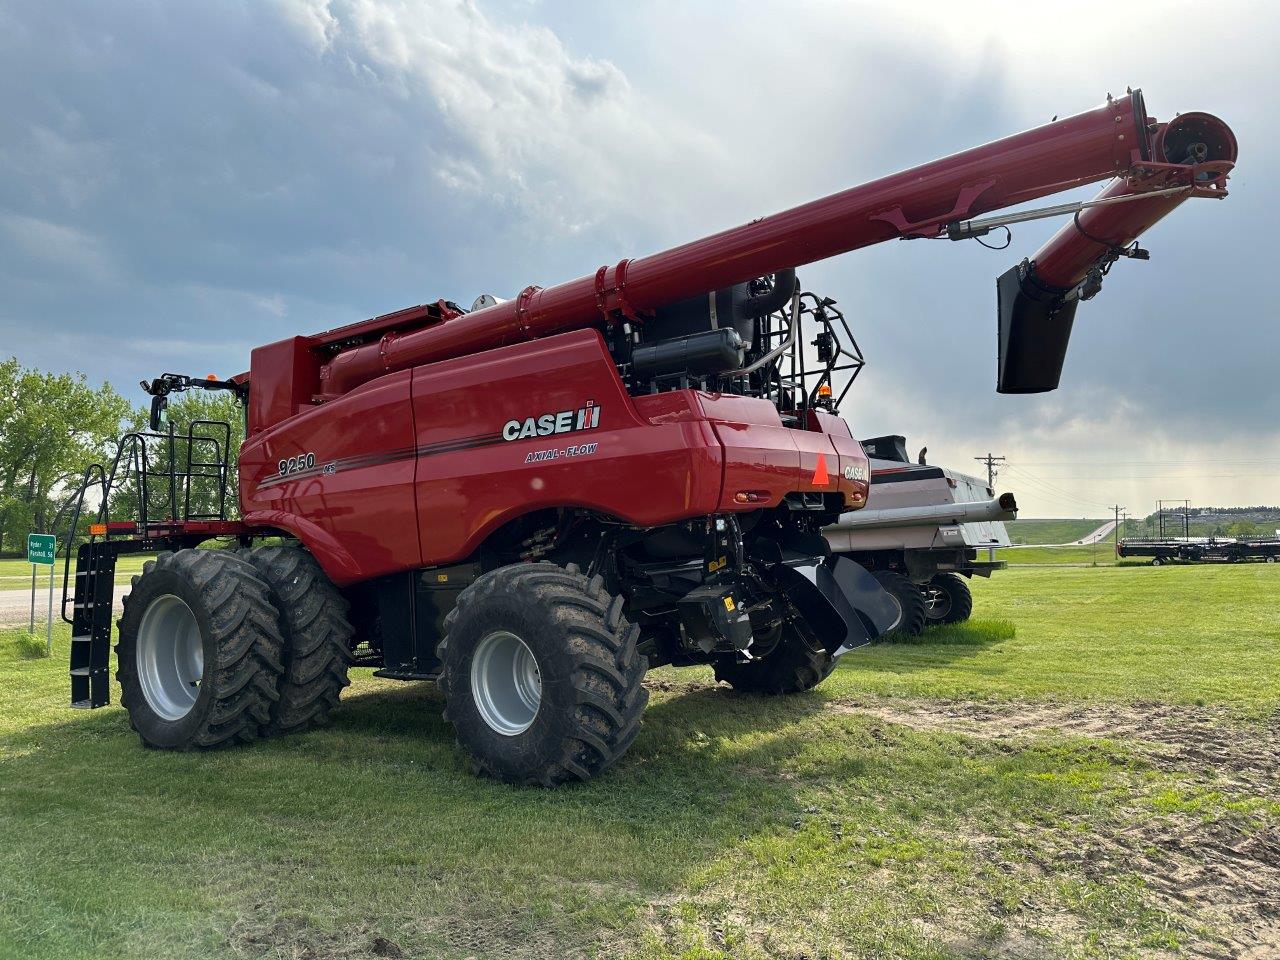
[2,0,1275,517]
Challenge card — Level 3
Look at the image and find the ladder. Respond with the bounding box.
[69,541,116,709]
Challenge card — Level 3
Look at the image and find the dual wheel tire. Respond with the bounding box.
[117,552,859,782]
[116,546,354,750]
[870,570,973,638]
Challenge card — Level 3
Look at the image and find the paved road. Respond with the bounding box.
[0,585,129,628]
[1071,520,1118,545]
[1007,520,1118,549]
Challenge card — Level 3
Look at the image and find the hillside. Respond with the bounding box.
[1005,518,1108,545]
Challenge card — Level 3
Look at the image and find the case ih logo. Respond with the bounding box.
[843,464,866,482]
[502,400,601,442]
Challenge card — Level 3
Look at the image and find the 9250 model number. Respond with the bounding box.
[278,452,316,477]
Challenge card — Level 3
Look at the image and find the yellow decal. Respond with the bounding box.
[436,573,449,583]
[723,596,735,612]
[707,555,727,573]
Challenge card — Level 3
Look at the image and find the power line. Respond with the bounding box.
[999,473,1279,480]
[1002,466,1116,511]
[1013,463,1280,471]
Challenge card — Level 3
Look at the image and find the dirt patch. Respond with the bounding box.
[837,698,1280,795]
[836,697,1280,959]
[1008,815,1280,960]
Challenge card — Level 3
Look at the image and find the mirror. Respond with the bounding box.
[149,394,169,431]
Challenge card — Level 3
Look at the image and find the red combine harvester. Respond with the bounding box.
[62,91,1235,784]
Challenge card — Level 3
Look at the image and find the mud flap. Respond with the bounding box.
[774,555,899,656]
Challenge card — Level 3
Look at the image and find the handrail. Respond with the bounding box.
[55,420,236,622]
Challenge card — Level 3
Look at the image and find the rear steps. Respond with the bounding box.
[69,541,117,709]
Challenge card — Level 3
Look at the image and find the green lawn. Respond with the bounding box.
[1005,519,1108,545]
[0,554,152,587]
[1000,544,1119,566]
[2,564,1277,959]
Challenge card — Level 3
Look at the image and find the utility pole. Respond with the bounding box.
[975,453,1006,562]
[1112,504,1124,559]
[974,453,1006,489]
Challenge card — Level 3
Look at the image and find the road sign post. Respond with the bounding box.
[27,534,57,654]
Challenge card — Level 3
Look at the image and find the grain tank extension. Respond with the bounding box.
[60,90,1235,784]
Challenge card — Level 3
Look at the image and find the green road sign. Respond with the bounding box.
[27,533,56,566]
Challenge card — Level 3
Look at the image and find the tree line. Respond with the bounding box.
[0,357,244,557]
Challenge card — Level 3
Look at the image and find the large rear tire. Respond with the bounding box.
[116,550,284,750]
[871,570,927,637]
[246,545,356,736]
[924,573,973,625]
[438,562,648,786]
[714,619,835,694]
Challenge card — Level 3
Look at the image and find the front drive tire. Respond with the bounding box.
[438,562,648,786]
[246,545,356,736]
[116,550,284,750]
[924,573,973,625]
[714,619,835,694]
[871,570,927,637]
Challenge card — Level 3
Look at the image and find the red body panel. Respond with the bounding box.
[239,329,867,585]
[240,371,421,584]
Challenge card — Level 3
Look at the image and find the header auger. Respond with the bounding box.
[63,89,1235,784]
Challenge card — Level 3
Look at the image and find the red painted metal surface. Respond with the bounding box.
[317,94,1151,398]
[240,330,867,584]
[1032,111,1237,290]
[240,371,421,584]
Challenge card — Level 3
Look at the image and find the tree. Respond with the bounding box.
[0,358,131,554]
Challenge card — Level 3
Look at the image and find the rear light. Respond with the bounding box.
[733,490,770,504]
[849,490,865,505]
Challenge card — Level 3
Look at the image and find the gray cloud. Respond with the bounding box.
[0,0,1274,515]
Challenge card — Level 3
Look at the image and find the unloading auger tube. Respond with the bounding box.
[318,90,1236,400]
[829,493,1019,531]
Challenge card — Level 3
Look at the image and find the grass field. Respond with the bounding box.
[2,564,1277,959]
[1000,544,1119,566]
[1004,519,1107,546]
[0,555,152,587]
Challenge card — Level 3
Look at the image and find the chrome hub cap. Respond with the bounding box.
[470,630,542,736]
[136,594,203,721]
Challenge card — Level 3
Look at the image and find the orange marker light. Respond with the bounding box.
[206,374,219,381]
[817,383,832,398]
[88,523,107,536]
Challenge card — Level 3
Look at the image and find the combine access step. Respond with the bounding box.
[69,542,117,709]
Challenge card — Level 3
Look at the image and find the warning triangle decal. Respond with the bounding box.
[811,452,830,487]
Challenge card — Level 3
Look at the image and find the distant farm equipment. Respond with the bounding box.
[1117,536,1280,565]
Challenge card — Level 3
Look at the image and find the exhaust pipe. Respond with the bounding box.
[997,109,1237,393]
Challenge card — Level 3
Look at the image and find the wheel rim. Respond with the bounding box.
[924,586,952,620]
[136,594,204,721]
[470,630,542,736]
